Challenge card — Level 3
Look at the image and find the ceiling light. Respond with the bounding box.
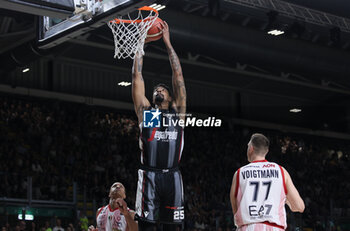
[156,5,166,11]
[267,29,284,36]
[149,4,166,11]
[118,81,131,87]
[22,68,30,73]
[289,108,302,113]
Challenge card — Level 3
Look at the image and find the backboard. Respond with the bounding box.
[37,0,157,49]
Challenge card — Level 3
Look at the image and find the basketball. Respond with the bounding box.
[146,18,164,42]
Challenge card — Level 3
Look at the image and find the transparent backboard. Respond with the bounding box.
[38,0,156,49]
[0,0,75,18]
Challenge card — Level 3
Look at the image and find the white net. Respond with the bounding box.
[108,7,158,59]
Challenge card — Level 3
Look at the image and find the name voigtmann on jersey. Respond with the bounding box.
[241,169,279,180]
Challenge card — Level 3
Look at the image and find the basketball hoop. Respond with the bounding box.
[108,6,158,59]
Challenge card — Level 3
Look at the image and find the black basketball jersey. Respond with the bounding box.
[139,108,184,169]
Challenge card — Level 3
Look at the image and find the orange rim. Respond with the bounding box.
[110,6,158,24]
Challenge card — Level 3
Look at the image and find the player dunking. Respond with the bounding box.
[132,21,186,231]
[230,133,305,230]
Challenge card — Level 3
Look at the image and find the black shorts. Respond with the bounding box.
[135,167,184,224]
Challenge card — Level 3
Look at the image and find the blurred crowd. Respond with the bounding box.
[0,95,349,231]
[1,218,75,231]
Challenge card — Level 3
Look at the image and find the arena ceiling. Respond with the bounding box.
[0,0,349,133]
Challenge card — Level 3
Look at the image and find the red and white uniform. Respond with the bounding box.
[234,160,288,231]
[96,205,128,231]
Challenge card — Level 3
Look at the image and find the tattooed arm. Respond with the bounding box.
[132,53,151,124]
[161,21,186,120]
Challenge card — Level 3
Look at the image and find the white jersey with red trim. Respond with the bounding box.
[236,223,284,231]
[234,160,287,230]
[96,205,128,231]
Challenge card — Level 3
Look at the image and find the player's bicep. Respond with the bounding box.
[230,171,238,214]
[132,78,150,121]
[172,77,186,114]
[131,54,149,109]
[284,168,305,212]
[132,77,146,103]
[125,210,138,231]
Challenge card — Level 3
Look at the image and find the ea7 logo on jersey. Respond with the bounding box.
[249,204,272,217]
[143,109,161,128]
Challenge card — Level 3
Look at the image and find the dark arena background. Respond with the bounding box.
[1,0,350,230]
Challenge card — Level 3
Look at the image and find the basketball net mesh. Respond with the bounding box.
[108,8,158,59]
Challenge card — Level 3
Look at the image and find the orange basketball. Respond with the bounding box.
[146,18,163,42]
